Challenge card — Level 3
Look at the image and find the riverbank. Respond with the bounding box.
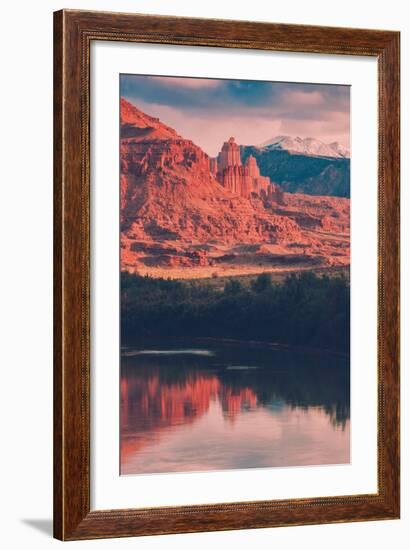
[184,265,349,291]
[121,270,350,353]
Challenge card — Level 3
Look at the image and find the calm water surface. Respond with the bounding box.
[120,340,350,475]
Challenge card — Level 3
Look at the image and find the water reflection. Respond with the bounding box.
[120,340,350,475]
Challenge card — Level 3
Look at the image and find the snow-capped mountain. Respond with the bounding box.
[328,142,350,159]
[258,136,350,159]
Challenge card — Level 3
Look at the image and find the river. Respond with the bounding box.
[120,339,350,475]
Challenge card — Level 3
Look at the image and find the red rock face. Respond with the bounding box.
[215,138,273,200]
[120,99,350,278]
[120,97,179,141]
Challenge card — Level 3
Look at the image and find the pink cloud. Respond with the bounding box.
[135,100,283,156]
[285,90,325,106]
[134,99,349,156]
[147,76,221,89]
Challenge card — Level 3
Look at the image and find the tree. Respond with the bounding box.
[224,279,242,295]
[251,273,272,293]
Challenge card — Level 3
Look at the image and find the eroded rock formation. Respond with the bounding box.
[214,137,278,200]
[119,98,350,277]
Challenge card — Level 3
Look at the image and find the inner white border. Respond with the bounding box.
[90,41,378,510]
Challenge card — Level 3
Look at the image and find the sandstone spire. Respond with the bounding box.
[215,138,274,200]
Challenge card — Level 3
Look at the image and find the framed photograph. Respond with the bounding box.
[54,9,400,540]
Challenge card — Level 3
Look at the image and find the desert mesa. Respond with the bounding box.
[120,98,350,279]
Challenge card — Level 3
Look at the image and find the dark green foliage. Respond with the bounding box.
[224,279,243,295]
[121,271,350,353]
[251,273,272,293]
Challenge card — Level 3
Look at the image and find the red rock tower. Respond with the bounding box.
[214,138,274,200]
[245,155,260,177]
[217,137,241,172]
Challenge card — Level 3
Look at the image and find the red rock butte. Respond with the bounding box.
[212,137,274,200]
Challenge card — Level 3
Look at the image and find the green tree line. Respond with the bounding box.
[121,271,350,352]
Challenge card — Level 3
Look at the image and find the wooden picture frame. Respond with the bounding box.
[54,9,400,541]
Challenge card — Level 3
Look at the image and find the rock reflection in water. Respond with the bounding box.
[120,341,350,475]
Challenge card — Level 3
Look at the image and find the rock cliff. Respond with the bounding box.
[213,137,277,200]
[120,98,350,278]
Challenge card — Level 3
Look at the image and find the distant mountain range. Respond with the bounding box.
[241,136,350,198]
[258,135,350,159]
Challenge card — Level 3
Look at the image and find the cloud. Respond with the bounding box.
[146,76,221,89]
[120,74,350,154]
[285,90,324,106]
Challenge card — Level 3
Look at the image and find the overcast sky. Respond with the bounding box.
[120,74,350,157]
